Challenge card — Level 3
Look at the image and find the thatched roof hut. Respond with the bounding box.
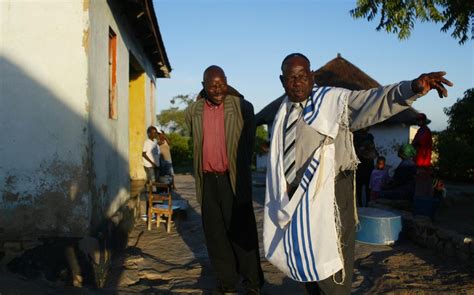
[255,54,419,127]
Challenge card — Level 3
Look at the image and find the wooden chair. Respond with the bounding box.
[146,180,173,232]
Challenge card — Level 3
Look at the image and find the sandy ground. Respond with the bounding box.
[1,173,473,294]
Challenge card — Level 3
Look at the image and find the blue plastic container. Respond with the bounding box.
[356,207,402,245]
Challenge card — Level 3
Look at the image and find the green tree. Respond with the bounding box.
[156,94,195,168]
[434,89,474,181]
[255,125,269,156]
[252,125,269,170]
[156,94,194,135]
[166,132,193,168]
[350,0,474,44]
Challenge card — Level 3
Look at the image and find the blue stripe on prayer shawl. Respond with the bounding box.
[307,87,331,125]
[301,182,308,192]
[291,206,308,281]
[285,155,322,281]
[302,87,319,117]
[286,219,300,280]
[301,183,308,191]
[299,190,314,281]
[283,227,297,279]
[303,86,325,121]
[305,189,320,280]
[303,86,328,124]
[289,220,302,281]
[300,159,320,191]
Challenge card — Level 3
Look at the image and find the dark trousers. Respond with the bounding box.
[144,166,159,182]
[304,171,356,295]
[202,173,263,290]
[356,161,373,207]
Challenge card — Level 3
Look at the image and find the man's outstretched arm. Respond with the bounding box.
[347,72,452,131]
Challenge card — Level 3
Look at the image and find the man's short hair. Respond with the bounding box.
[203,65,225,81]
[281,53,310,72]
[147,126,157,135]
[377,156,386,162]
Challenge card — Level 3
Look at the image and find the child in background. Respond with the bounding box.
[369,156,389,202]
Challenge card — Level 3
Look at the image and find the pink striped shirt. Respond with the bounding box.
[202,100,228,173]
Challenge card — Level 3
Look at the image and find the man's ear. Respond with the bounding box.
[279,75,284,84]
[201,81,205,89]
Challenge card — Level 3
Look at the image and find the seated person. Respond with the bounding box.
[380,144,417,200]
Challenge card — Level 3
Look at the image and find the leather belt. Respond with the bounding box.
[203,171,228,176]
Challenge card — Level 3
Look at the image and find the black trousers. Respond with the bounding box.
[356,160,373,207]
[304,171,356,295]
[202,173,263,290]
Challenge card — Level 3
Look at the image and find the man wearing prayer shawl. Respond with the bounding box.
[263,53,452,294]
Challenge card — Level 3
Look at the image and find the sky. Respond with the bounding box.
[153,0,473,131]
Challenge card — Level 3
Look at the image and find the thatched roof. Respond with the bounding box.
[313,53,381,90]
[255,54,416,127]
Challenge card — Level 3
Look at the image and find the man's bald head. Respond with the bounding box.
[202,65,228,105]
[203,65,226,81]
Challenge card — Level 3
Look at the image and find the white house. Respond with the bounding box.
[370,112,420,173]
[0,0,171,246]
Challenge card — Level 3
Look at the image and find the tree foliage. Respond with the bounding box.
[350,0,474,44]
[255,125,269,156]
[156,94,195,135]
[166,132,193,168]
[444,88,474,143]
[156,94,195,167]
[434,89,474,181]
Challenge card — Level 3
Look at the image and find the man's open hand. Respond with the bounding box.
[411,72,453,98]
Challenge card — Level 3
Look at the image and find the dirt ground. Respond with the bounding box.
[434,183,474,237]
[103,174,474,294]
[1,173,473,294]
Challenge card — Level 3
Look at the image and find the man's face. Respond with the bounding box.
[280,56,314,102]
[202,70,228,105]
[149,128,158,140]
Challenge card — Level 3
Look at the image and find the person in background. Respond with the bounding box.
[157,129,175,188]
[412,113,432,169]
[412,113,434,197]
[380,144,417,200]
[369,156,389,202]
[354,128,378,207]
[142,126,160,183]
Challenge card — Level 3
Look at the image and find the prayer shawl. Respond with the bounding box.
[264,85,348,282]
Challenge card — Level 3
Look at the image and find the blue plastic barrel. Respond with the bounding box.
[356,207,402,245]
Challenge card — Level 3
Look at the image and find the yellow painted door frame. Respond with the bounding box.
[129,71,147,180]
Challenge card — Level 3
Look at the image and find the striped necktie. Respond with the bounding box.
[284,103,302,184]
